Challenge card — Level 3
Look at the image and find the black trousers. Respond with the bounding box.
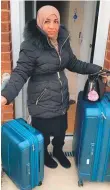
[32,113,68,149]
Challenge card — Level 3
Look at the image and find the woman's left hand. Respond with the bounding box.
[102,75,108,83]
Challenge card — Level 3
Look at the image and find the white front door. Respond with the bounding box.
[77,1,97,95]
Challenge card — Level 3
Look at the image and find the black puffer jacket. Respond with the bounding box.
[1,19,102,118]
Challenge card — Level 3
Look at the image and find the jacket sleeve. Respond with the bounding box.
[1,42,36,105]
[66,42,102,74]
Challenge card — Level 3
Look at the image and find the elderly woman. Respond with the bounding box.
[1,5,102,169]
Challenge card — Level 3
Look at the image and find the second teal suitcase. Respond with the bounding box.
[74,92,110,186]
[1,118,44,190]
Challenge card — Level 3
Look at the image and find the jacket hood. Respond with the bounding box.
[23,19,70,42]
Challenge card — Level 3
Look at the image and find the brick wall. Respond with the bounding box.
[1,1,14,122]
[104,23,110,92]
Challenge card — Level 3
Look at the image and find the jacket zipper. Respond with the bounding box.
[60,35,70,55]
[47,35,70,67]
[47,36,69,114]
[57,71,63,103]
[36,88,47,105]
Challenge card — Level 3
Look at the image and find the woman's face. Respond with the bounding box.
[42,14,60,38]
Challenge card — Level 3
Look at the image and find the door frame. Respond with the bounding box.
[93,1,110,67]
[10,0,25,118]
[10,0,110,118]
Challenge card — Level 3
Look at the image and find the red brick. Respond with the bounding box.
[1,10,10,22]
[1,69,12,75]
[1,42,12,52]
[1,22,11,32]
[108,33,110,41]
[1,61,12,71]
[1,1,10,10]
[105,51,107,58]
[104,59,110,70]
[106,41,110,50]
[1,52,12,62]
[2,104,14,113]
[1,32,11,43]
[1,1,14,123]
[106,51,110,60]
[2,112,14,121]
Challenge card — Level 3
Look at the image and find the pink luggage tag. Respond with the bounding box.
[88,90,99,101]
[88,82,99,101]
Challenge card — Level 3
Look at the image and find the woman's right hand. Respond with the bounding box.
[1,96,7,106]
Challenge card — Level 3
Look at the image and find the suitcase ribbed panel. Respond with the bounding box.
[16,119,44,185]
[97,94,110,181]
[74,92,110,185]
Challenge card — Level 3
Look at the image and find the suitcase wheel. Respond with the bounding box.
[78,180,83,187]
[38,181,42,186]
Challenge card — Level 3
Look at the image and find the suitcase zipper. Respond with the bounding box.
[32,144,35,151]
[100,96,110,181]
[101,112,107,120]
[16,120,37,186]
[92,102,107,180]
[13,121,37,187]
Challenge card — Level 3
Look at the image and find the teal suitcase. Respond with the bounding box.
[1,118,44,190]
[74,92,110,186]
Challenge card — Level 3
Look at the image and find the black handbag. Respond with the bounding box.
[83,71,106,101]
